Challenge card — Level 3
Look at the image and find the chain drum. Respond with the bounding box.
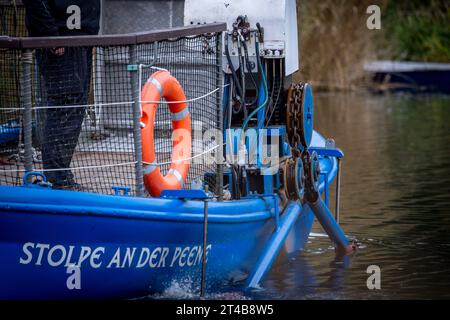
[283,157,305,201]
[286,82,314,150]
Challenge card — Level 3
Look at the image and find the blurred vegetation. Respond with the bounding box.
[296,0,450,90]
[295,0,381,90]
[0,5,26,119]
[383,0,450,62]
[1,1,448,92]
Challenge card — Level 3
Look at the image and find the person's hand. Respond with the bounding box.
[50,47,65,56]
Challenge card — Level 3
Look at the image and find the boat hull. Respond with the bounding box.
[0,187,317,299]
[0,133,336,299]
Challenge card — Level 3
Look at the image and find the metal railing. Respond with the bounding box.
[0,23,226,197]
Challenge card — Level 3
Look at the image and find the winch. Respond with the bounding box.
[284,82,355,255]
[184,0,355,256]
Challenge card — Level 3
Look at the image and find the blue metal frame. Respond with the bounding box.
[321,171,329,206]
[309,146,344,159]
[112,186,131,196]
[302,84,314,148]
[306,196,350,253]
[160,189,209,200]
[246,201,303,288]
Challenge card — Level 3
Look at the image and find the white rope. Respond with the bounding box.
[0,84,229,111]
[143,143,224,166]
[0,161,137,173]
[1,62,228,174]
[1,101,134,111]
[0,143,227,173]
[140,85,229,105]
[139,64,168,72]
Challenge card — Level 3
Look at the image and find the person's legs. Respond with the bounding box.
[38,49,71,186]
[38,47,92,188]
[60,47,92,186]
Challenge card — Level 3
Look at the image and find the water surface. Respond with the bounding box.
[257,92,450,299]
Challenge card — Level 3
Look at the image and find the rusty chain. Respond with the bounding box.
[286,82,306,158]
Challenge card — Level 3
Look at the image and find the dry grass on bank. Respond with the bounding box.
[295,0,387,91]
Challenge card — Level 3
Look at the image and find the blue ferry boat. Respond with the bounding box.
[0,0,354,299]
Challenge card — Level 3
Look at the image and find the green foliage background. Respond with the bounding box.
[296,0,450,89]
[383,0,450,62]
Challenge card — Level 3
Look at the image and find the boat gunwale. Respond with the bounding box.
[0,196,274,224]
[0,156,335,224]
[0,131,338,224]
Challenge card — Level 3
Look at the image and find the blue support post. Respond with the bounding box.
[222,77,229,141]
[247,201,302,288]
[321,171,329,207]
[307,196,354,255]
[263,174,274,195]
[308,146,344,223]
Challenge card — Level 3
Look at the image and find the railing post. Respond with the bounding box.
[216,32,224,201]
[200,185,209,298]
[335,158,342,224]
[21,49,33,175]
[129,44,144,196]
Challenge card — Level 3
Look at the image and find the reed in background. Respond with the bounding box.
[296,0,449,91]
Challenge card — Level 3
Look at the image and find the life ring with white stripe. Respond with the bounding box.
[140,70,191,197]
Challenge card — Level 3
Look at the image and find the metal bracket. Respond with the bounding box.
[308,146,344,159]
[127,64,138,72]
[22,172,52,189]
[112,186,131,196]
[308,146,344,223]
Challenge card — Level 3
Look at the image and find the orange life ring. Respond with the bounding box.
[140,70,191,197]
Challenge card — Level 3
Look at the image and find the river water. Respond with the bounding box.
[254,92,450,300]
[151,92,450,300]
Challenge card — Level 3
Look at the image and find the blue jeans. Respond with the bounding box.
[36,47,92,187]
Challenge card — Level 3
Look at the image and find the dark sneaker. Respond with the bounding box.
[53,181,88,192]
[63,182,85,191]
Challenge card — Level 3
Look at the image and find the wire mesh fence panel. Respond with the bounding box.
[138,35,222,191]
[0,24,225,197]
[0,2,27,37]
[0,47,24,186]
[30,46,138,195]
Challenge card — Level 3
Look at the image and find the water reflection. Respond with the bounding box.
[260,93,450,299]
